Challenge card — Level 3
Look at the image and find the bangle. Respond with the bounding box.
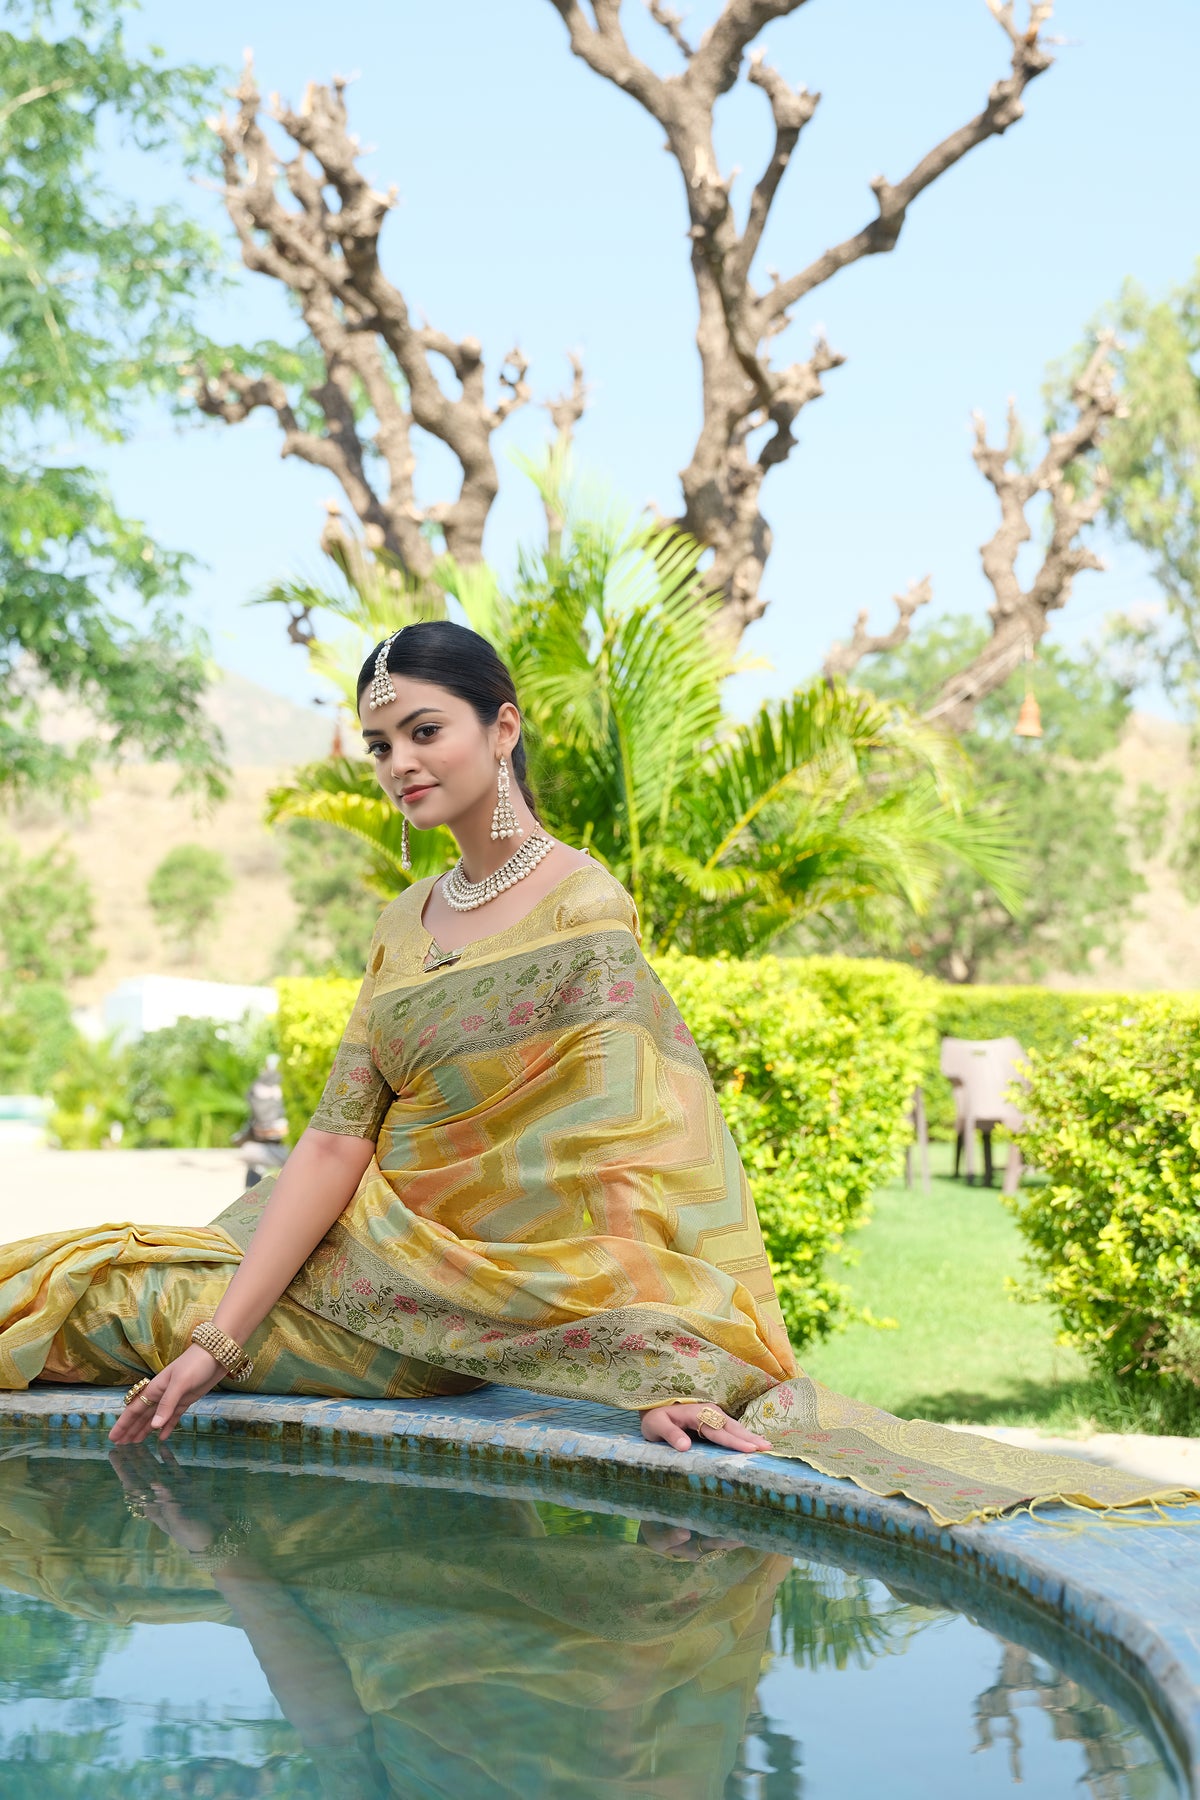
[191,1321,254,1384]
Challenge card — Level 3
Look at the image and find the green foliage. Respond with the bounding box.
[854,616,1147,982]
[0,982,75,1093]
[276,819,385,977]
[1013,1000,1200,1396]
[0,837,98,1092]
[0,836,102,989]
[268,476,1022,956]
[147,844,233,957]
[1077,268,1200,707]
[274,956,936,1347]
[274,976,360,1142]
[0,0,227,799]
[656,954,935,1345]
[49,1013,274,1149]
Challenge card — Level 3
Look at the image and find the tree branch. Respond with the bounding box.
[645,0,695,58]
[546,0,1059,641]
[822,577,934,680]
[924,335,1119,731]
[199,54,535,575]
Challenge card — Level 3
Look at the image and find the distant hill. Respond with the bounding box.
[28,664,338,768]
[200,668,338,767]
[2,669,361,1005]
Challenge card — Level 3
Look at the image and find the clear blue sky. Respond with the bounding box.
[99,0,1200,717]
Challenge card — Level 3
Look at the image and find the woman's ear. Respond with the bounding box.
[495,701,522,756]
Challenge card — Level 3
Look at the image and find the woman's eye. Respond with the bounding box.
[368,743,388,759]
[414,725,440,742]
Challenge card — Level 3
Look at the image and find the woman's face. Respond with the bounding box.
[359,676,518,831]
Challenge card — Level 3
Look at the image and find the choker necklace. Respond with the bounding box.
[442,829,555,912]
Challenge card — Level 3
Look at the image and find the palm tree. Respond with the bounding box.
[265,472,1022,954]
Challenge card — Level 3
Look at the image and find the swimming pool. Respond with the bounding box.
[0,1415,1190,1799]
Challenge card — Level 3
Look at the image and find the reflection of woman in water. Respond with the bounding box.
[0,624,1193,1524]
[0,1447,790,1798]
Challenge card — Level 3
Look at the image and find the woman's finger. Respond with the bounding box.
[641,1410,692,1452]
[108,1372,169,1445]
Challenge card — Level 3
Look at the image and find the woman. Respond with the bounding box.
[0,623,1192,1524]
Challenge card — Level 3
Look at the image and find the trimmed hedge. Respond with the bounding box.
[276,955,936,1349]
[1014,999,1200,1391]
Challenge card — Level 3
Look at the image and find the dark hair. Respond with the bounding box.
[356,620,538,816]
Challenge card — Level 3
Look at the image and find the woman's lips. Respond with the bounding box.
[401,784,435,802]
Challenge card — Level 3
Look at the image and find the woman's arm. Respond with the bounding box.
[108,1127,374,1446]
[210,1128,374,1345]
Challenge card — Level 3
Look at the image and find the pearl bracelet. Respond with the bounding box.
[191,1321,254,1384]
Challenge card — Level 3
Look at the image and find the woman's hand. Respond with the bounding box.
[108,1443,230,1555]
[636,1520,744,1561]
[640,1402,771,1455]
[107,1345,226,1447]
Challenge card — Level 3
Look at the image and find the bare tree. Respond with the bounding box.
[824,336,1120,731]
[192,58,533,579]
[546,0,1056,640]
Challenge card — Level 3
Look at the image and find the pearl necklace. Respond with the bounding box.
[442,829,555,912]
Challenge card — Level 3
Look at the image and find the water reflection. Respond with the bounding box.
[0,1448,1180,1799]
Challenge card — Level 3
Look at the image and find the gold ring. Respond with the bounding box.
[696,1406,725,1432]
[124,1378,151,1408]
[138,1393,154,1408]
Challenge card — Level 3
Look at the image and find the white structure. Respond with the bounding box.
[101,976,278,1046]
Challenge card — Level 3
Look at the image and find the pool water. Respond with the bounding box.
[0,1446,1182,1799]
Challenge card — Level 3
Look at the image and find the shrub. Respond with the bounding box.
[147,844,233,957]
[275,977,359,1137]
[0,983,77,1093]
[656,954,935,1345]
[274,956,936,1348]
[49,1013,275,1150]
[1014,1000,1200,1391]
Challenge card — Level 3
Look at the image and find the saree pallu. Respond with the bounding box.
[2,864,1198,1525]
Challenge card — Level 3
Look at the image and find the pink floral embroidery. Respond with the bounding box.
[619,1333,646,1352]
[330,1255,348,1279]
[461,1014,485,1033]
[775,1386,795,1411]
[560,986,584,1004]
[445,1314,466,1329]
[392,1296,418,1313]
[607,981,635,1003]
[508,1001,535,1026]
[348,1065,372,1085]
[388,1037,405,1055]
[673,1020,694,1045]
[352,1278,373,1296]
[480,1329,507,1342]
[671,1334,700,1357]
[516,1332,539,1346]
[418,1024,438,1047]
[563,1327,591,1348]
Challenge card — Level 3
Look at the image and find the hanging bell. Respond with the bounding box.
[1014,691,1043,739]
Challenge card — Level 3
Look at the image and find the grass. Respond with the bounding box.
[799,1143,1200,1436]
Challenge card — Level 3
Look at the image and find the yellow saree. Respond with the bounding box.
[2,864,1197,1525]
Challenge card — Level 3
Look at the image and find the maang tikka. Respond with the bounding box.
[490,756,521,842]
[369,630,411,868]
[368,629,403,711]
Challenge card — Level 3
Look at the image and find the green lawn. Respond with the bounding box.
[800,1143,1100,1431]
